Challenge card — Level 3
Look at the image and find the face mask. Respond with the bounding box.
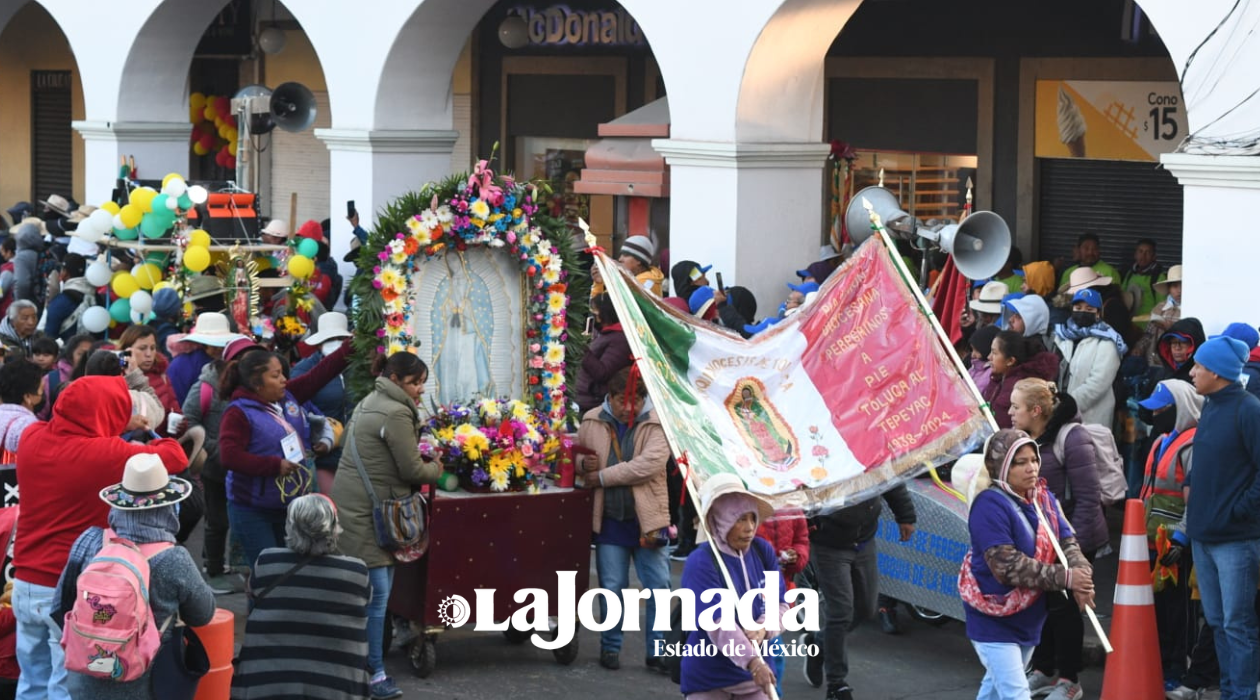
[1071,311,1098,327]
[321,340,343,356]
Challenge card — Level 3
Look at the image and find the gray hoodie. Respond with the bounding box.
[1005,294,1051,348]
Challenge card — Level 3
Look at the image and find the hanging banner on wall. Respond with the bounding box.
[1035,80,1186,162]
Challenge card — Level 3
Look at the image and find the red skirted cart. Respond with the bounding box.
[387,487,593,677]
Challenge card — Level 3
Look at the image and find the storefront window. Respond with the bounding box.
[516,137,593,231]
[850,151,978,223]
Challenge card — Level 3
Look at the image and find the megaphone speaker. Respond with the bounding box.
[844,186,911,245]
[932,211,1011,280]
[270,82,317,133]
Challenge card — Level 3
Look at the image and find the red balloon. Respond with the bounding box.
[214,150,226,167]
[224,155,236,170]
[214,97,231,117]
[222,114,237,130]
[198,133,215,150]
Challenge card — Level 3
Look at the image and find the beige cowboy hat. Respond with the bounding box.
[184,312,240,347]
[303,311,352,345]
[39,194,72,218]
[179,425,208,476]
[9,216,45,236]
[1153,264,1183,295]
[99,453,193,510]
[66,205,97,224]
[695,473,775,543]
[260,219,290,239]
[1058,266,1113,294]
[969,280,1008,315]
[185,275,226,302]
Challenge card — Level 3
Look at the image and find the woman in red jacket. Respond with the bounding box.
[118,324,181,426]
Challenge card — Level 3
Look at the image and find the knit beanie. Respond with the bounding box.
[620,236,655,267]
[152,287,181,319]
[1216,322,1260,350]
[1196,336,1249,380]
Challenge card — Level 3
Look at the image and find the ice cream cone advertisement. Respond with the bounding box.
[1035,80,1186,161]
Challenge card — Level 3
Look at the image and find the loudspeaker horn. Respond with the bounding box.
[923,211,1012,280]
[844,186,912,245]
[270,82,317,133]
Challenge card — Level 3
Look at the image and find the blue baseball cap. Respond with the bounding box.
[688,264,712,282]
[972,278,990,287]
[1138,383,1175,411]
[787,281,819,295]
[1071,289,1102,309]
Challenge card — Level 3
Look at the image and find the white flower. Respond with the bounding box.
[420,209,439,228]
[489,238,505,248]
[436,205,453,224]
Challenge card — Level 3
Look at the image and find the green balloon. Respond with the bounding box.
[114,226,139,241]
[145,251,169,266]
[177,193,193,209]
[109,297,131,323]
[297,238,319,258]
[151,194,170,213]
[140,215,168,239]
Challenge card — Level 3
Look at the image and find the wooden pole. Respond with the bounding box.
[288,192,298,233]
[1034,500,1113,653]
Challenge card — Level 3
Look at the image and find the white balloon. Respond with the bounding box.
[74,220,104,242]
[113,213,126,230]
[187,185,208,205]
[88,209,115,232]
[130,310,153,326]
[86,262,112,287]
[162,178,187,198]
[129,290,153,315]
[81,306,110,333]
[165,196,179,211]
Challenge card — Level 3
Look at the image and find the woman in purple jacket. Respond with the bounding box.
[1007,379,1106,700]
[575,293,633,414]
[680,474,786,700]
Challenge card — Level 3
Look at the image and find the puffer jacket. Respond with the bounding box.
[11,224,41,306]
[1054,334,1121,427]
[809,483,915,549]
[576,406,671,536]
[574,324,632,414]
[984,350,1060,430]
[1032,393,1108,554]
[756,509,810,581]
[331,377,441,569]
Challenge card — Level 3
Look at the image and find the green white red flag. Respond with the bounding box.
[597,235,993,511]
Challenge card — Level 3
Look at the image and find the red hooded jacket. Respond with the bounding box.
[14,375,186,588]
[755,509,810,583]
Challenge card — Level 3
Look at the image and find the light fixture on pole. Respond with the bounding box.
[258,27,287,54]
[498,12,529,49]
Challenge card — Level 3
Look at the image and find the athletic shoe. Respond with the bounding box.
[802,632,823,688]
[600,651,620,670]
[369,676,403,699]
[1028,670,1057,697]
[878,607,901,635]
[1045,679,1083,700]
[1165,686,1203,700]
[825,684,854,700]
[645,657,669,675]
[204,573,237,595]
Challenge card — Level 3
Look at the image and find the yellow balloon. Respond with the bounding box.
[128,187,157,214]
[190,92,206,111]
[111,272,140,299]
[287,255,314,280]
[153,281,172,292]
[119,204,143,229]
[134,263,163,290]
[100,201,121,215]
[188,229,211,248]
[203,106,216,122]
[183,245,211,273]
[183,301,194,317]
[161,173,184,189]
[193,143,210,156]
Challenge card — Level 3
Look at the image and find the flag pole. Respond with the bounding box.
[865,201,998,432]
[587,244,783,700]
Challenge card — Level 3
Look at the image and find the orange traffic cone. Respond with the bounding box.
[1100,498,1162,700]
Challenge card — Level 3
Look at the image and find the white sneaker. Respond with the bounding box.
[1165,686,1202,700]
[1027,670,1057,697]
[1045,680,1083,700]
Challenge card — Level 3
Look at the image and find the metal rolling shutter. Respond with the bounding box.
[31,70,73,204]
[1037,158,1184,268]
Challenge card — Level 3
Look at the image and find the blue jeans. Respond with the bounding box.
[14,579,70,700]
[595,542,670,656]
[367,566,395,676]
[1192,539,1260,700]
[227,503,287,577]
[971,642,1034,700]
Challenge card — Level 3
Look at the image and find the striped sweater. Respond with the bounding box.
[230,548,371,700]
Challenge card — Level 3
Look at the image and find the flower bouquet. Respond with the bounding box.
[421,398,564,493]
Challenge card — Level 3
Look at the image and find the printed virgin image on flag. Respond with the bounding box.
[597,236,994,512]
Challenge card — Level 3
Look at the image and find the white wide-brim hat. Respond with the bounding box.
[100,453,192,510]
[184,312,240,347]
[304,311,352,345]
[260,219,289,238]
[1153,265,1183,295]
[1059,266,1113,294]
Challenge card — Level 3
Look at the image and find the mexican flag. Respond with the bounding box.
[598,235,993,512]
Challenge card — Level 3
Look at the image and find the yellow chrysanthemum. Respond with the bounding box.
[542,268,560,284]
[547,293,565,313]
[436,427,455,442]
[544,343,564,364]
[478,399,500,418]
[406,218,424,235]
[543,437,560,454]
[543,373,563,389]
[510,401,530,421]
[380,268,401,288]
[469,200,491,220]
[490,470,509,492]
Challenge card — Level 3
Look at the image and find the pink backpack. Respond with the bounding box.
[60,529,172,682]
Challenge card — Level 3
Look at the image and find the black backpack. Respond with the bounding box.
[663,543,771,684]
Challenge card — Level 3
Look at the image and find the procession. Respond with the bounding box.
[0,1,1257,700]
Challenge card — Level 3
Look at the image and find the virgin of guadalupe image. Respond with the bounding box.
[725,379,798,471]
[430,254,495,405]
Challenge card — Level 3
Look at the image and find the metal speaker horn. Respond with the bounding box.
[270,82,317,133]
[927,211,1012,280]
[844,186,912,245]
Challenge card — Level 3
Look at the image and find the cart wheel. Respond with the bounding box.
[552,635,579,665]
[908,604,951,627]
[410,638,437,678]
[502,628,531,645]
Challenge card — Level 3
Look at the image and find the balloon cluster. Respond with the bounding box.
[189,93,238,170]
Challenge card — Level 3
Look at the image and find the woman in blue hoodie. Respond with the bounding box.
[680,474,785,700]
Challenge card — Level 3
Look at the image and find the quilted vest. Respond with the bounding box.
[226,394,312,510]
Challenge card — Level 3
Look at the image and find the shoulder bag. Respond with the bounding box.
[347,418,429,555]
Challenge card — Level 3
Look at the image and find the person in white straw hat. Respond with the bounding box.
[54,452,215,700]
[678,473,785,699]
[260,219,289,245]
[169,311,242,407]
[969,281,1008,329]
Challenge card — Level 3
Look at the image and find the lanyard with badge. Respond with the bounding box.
[267,401,311,502]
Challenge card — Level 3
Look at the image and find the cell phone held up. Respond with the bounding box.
[114,349,131,370]
[715,272,724,292]
[346,200,356,219]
